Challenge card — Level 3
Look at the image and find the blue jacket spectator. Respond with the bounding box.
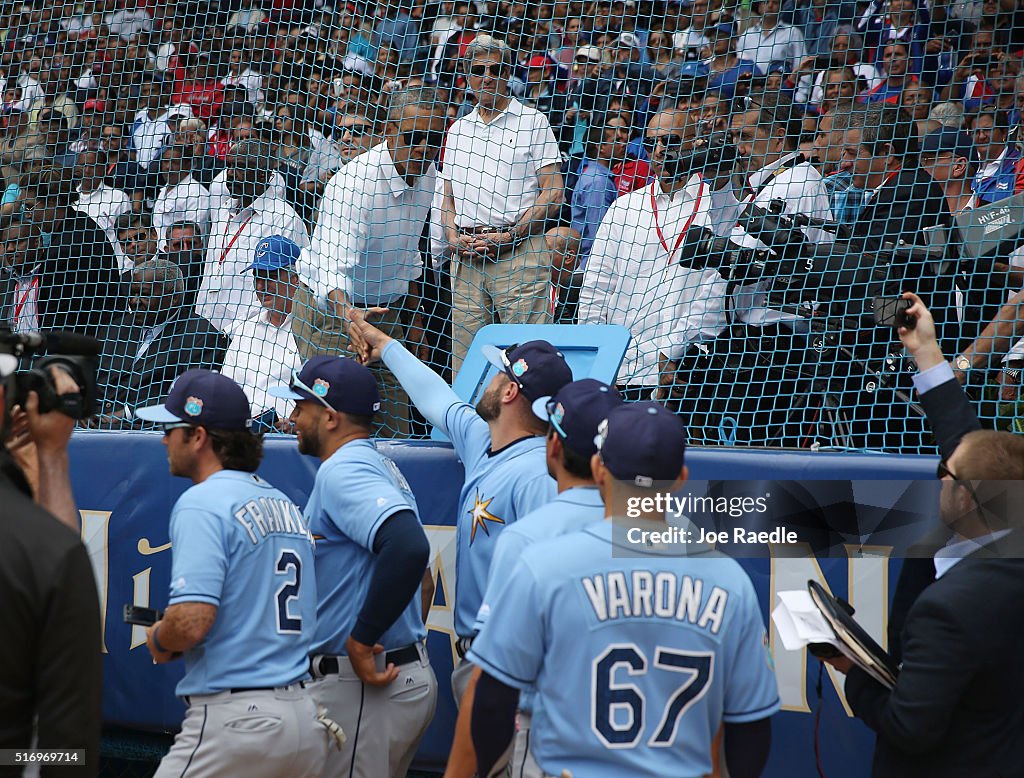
[571,118,631,268]
[856,0,928,72]
[704,22,763,99]
[970,108,1023,204]
[784,0,842,56]
[372,2,422,64]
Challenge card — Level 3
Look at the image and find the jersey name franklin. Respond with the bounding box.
[582,572,728,634]
[233,497,315,546]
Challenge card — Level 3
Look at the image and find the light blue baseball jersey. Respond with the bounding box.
[469,521,780,778]
[306,439,427,656]
[474,485,606,715]
[443,401,556,637]
[167,470,318,697]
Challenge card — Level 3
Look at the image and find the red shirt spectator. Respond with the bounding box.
[172,53,225,124]
[612,157,653,195]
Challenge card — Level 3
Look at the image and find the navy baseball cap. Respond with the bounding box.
[920,128,978,162]
[135,369,253,430]
[531,379,623,458]
[268,356,381,416]
[245,234,302,274]
[481,340,573,404]
[595,402,687,487]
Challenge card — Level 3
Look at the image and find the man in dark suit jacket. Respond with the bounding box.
[95,258,227,428]
[827,292,1024,777]
[25,169,125,337]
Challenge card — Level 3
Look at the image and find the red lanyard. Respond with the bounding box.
[13,277,39,325]
[650,175,705,265]
[218,213,254,265]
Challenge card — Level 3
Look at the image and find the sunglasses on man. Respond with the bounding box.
[468,63,507,79]
[641,133,685,155]
[402,128,446,149]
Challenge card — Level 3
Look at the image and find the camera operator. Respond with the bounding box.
[0,356,102,777]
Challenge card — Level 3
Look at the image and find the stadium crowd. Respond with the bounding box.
[2,0,1024,451]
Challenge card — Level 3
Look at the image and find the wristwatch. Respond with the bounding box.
[953,354,971,372]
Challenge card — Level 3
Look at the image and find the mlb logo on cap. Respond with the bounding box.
[136,369,253,430]
[269,356,381,416]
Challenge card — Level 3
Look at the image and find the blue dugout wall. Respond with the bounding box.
[71,431,940,775]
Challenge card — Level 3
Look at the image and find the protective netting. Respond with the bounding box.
[1,0,1022,452]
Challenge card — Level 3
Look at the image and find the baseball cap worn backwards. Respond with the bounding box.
[481,340,573,404]
[269,356,381,416]
[595,402,687,488]
[135,369,253,430]
[531,379,623,458]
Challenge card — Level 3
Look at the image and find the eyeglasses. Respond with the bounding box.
[642,132,684,155]
[497,342,523,389]
[936,458,958,480]
[340,123,372,137]
[468,63,506,79]
[545,398,568,439]
[402,128,446,149]
[289,368,336,412]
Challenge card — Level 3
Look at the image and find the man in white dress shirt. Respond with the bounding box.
[221,235,304,427]
[441,36,564,371]
[579,106,724,400]
[152,144,212,247]
[198,139,309,334]
[293,84,447,438]
[736,0,807,73]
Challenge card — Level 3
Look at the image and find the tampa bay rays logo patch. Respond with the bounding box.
[511,359,528,377]
[184,397,203,416]
[312,378,330,398]
[550,402,565,427]
[468,489,504,543]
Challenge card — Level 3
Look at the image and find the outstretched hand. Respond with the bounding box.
[349,308,394,365]
[897,292,942,366]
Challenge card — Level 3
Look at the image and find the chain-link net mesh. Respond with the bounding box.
[1,0,1022,452]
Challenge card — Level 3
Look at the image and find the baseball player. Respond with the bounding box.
[445,379,623,778]
[350,314,572,708]
[469,403,780,778]
[136,370,332,778]
[269,356,436,778]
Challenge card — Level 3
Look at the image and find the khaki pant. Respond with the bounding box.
[290,285,412,438]
[450,234,552,373]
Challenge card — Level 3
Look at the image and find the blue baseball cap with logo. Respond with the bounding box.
[920,128,978,163]
[268,355,381,416]
[135,369,253,430]
[531,379,623,457]
[595,402,686,488]
[245,234,302,274]
[480,340,573,405]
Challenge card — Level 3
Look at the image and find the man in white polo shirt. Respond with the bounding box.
[292,83,448,438]
[441,35,564,371]
[197,138,309,333]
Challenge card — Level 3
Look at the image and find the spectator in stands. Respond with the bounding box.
[34,109,76,170]
[172,52,226,126]
[198,138,308,333]
[152,144,212,246]
[569,115,631,270]
[816,66,863,115]
[441,36,563,370]
[130,74,191,172]
[372,0,422,64]
[901,82,936,136]
[706,22,762,100]
[274,106,344,198]
[221,48,265,107]
[737,0,808,74]
[814,105,870,225]
[786,0,842,58]
[860,42,919,104]
[672,0,721,60]
[99,123,148,215]
[579,106,724,400]
[970,107,1022,203]
[221,235,304,426]
[919,127,981,214]
[173,117,223,188]
[293,84,445,437]
[114,212,157,275]
[161,220,206,309]
[23,169,123,336]
[95,258,227,427]
[857,0,928,68]
[74,146,130,238]
[333,109,383,165]
[646,30,681,78]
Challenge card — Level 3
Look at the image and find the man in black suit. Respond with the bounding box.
[826,292,1024,777]
[95,258,227,428]
[25,168,125,337]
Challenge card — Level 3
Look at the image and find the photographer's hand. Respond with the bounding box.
[26,366,80,533]
[5,405,39,498]
[898,292,945,372]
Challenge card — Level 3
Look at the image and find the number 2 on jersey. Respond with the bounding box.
[275,549,303,634]
[592,644,714,748]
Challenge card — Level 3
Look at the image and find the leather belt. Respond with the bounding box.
[312,644,420,676]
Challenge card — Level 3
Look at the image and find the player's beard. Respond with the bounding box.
[296,425,322,458]
[475,384,502,422]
